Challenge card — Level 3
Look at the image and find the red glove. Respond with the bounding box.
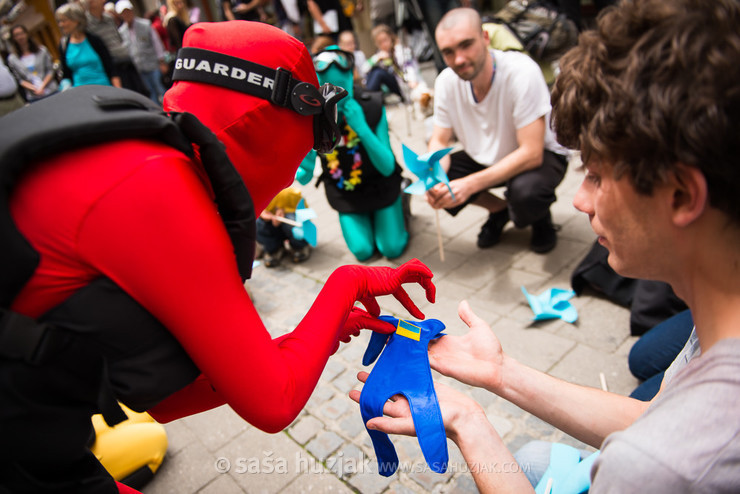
[330,306,396,354]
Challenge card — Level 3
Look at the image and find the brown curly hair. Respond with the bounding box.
[551,0,740,224]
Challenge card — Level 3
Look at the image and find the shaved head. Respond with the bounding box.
[436,8,482,37]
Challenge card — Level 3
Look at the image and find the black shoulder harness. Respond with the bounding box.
[0,85,256,424]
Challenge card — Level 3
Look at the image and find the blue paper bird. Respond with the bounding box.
[402,144,456,201]
[521,287,578,324]
[360,316,448,477]
[291,199,317,247]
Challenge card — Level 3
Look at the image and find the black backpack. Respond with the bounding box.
[0,85,256,424]
[490,0,579,62]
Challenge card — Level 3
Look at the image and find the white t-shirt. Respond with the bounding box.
[433,49,565,166]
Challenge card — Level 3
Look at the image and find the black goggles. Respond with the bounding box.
[313,48,354,73]
[172,47,348,154]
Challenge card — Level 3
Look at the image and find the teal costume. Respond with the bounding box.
[298,47,408,261]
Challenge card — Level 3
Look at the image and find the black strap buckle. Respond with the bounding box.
[271,67,293,108]
[0,308,50,365]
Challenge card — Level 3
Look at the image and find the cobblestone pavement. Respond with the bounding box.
[143,100,638,494]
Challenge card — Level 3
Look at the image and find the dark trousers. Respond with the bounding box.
[445,149,568,227]
[115,59,149,98]
[0,356,118,493]
[628,309,694,401]
[364,66,404,100]
[256,214,308,253]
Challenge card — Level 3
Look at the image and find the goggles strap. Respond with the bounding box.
[173,47,314,115]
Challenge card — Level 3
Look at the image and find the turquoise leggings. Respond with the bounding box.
[339,196,408,261]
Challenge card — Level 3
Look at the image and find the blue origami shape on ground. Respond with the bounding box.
[402,144,455,201]
[360,316,448,477]
[535,443,599,494]
[521,287,578,324]
[292,199,317,247]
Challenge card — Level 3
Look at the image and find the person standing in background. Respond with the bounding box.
[7,25,59,102]
[116,0,168,103]
[0,56,25,115]
[56,2,121,89]
[83,0,148,95]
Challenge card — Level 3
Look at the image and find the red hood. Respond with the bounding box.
[163,21,317,212]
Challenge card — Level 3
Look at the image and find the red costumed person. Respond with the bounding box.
[1,21,435,493]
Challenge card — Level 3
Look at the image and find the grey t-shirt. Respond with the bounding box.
[591,337,740,493]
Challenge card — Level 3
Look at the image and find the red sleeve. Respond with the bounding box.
[77,156,362,431]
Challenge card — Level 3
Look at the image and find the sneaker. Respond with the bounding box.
[263,248,284,268]
[477,209,509,248]
[291,245,312,263]
[530,213,558,254]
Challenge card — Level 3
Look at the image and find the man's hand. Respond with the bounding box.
[428,300,506,392]
[349,371,487,440]
[426,176,477,210]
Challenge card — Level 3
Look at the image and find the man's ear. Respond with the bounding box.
[670,164,707,227]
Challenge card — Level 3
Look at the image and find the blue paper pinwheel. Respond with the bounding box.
[290,199,317,247]
[402,144,455,200]
[360,316,448,477]
[521,287,578,324]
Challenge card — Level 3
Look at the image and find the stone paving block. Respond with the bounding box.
[180,405,249,452]
[214,427,304,493]
[326,442,367,479]
[161,418,198,456]
[321,359,346,382]
[333,368,362,394]
[470,269,549,317]
[143,440,221,494]
[306,430,345,461]
[486,413,514,439]
[548,343,639,396]
[557,296,631,353]
[320,395,353,421]
[489,317,576,373]
[512,237,590,280]
[442,472,478,493]
[442,248,516,291]
[339,412,366,440]
[305,384,336,411]
[385,481,423,494]
[505,433,540,457]
[198,472,246,494]
[408,467,452,492]
[404,230,446,261]
[348,467,394,494]
[337,331,371,365]
[281,471,354,493]
[288,415,325,445]
[415,249,468,283]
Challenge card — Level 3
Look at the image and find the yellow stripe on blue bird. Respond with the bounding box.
[395,319,421,341]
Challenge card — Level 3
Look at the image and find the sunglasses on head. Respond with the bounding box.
[172,47,348,154]
[313,48,355,73]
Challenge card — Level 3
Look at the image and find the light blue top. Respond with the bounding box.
[66,38,111,87]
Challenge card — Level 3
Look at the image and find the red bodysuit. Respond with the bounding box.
[4,20,436,494]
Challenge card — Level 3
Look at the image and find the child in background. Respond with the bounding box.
[337,30,367,83]
[256,186,312,267]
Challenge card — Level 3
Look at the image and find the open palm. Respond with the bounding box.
[428,300,505,393]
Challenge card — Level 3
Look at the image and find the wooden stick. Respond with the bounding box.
[599,372,608,392]
[434,209,445,262]
[269,215,301,227]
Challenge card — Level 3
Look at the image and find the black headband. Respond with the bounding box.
[172,47,324,117]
